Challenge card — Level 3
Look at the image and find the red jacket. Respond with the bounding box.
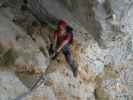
[53,30,72,45]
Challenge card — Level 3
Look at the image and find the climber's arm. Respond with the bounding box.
[53,35,57,49]
[52,31,58,50]
[57,35,71,53]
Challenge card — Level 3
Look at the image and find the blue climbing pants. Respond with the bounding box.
[63,45,75,69]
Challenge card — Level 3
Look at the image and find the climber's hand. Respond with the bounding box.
[48,44,56,56]
[51,51,59,60]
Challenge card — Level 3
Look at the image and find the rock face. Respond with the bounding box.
[22,63,96,100]
[0,70,28,100]
[0,0,133,100]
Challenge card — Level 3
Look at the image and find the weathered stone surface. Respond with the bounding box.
[0,0,133,100]
[23,62,95,100]
[0,70,28,100]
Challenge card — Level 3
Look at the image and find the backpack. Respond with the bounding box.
[66,26,74,44]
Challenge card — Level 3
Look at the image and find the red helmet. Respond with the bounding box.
[57,20,67,29]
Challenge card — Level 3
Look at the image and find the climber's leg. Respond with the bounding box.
[63,45,78,77]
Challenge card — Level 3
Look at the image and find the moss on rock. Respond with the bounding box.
[104,66,119,79]
[0,48,18,66]
[95,87,109,100]
[95,74,109,100]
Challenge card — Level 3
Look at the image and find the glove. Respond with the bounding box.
[48,44,55,56]
[51,51,59,60]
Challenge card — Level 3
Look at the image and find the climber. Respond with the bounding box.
[49,20,78,77]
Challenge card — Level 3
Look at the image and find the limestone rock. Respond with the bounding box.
[0,0,133,100]
[0,70,28,100]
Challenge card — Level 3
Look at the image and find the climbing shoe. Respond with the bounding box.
[73,67,78,77]
[71,63,78,77]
